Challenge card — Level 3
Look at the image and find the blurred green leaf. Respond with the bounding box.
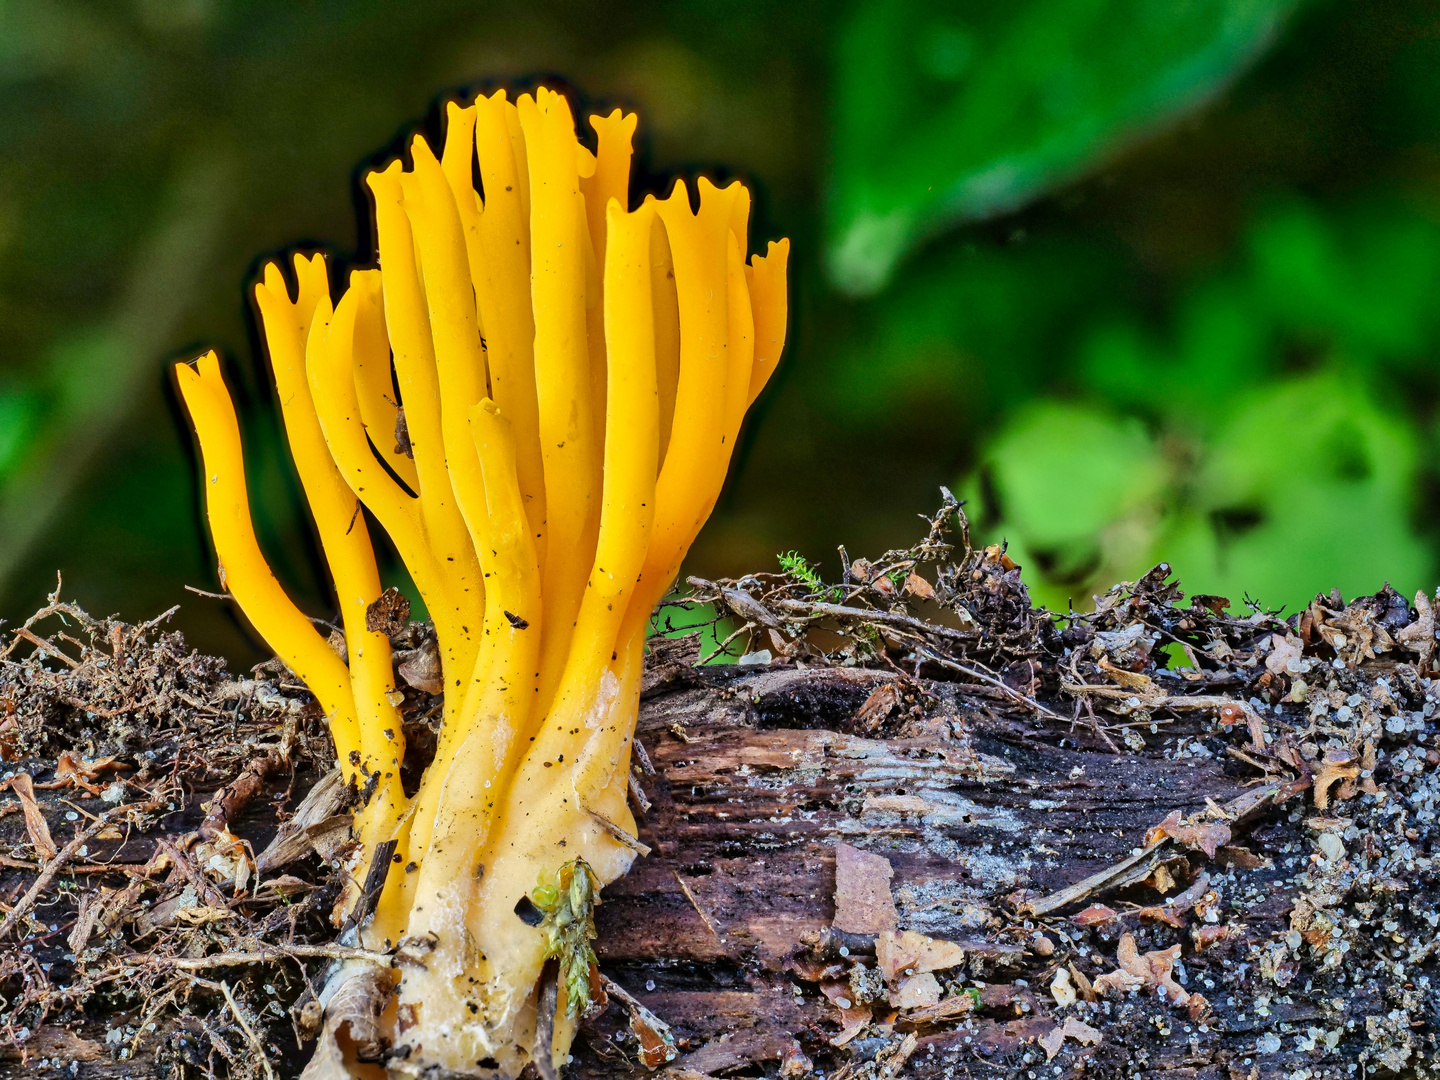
[968,373,1433,613]
[1248,199,1440,363]
[0,149,235,594]
[983,401,1165,549]
[968,400,1167,604]
[1161,371,1431,607]
[828,0,1301,295]
[0,389,43,477]
[825,235,1125,425]
[1081,278,1271,426]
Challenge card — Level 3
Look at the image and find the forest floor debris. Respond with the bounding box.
[0,497,1437,1077]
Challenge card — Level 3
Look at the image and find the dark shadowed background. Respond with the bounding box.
[4,0,1440,665]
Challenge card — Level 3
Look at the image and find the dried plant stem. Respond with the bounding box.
[131,944,395,973]
[0,795,164,942]
[181,972,278,1080]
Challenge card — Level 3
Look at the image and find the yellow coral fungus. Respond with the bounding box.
[174,85,788,1077]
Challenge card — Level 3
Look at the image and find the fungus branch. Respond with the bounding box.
[174,85,788,1077]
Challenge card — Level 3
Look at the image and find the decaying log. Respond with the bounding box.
[577,656,1440,1080]
[3,522,1439,1079]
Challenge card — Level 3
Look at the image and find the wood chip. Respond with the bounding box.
[832,843,897,934]
[1039,1017,1102,1061]
[396,641,443,694]
[853,682,903,734]
[67,891,103,953]
[874,929,966,982]
[255,769,348,874]
[0,1026,103,1063]
[895,993,976,1029]
[6,772,56,860]
[889,972,941,1008]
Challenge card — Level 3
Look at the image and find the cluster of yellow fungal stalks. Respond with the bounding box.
[175,86,787,1076]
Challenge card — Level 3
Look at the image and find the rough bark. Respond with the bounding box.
[3,538,1439,1080]
[580,659,1434,1080]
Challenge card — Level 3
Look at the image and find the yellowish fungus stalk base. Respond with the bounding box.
[174,85,788,1078]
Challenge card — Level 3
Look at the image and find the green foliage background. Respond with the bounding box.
[3,0,1439,661]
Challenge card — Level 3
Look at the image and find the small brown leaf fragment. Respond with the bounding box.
[39,752,129,793]
[395,1002,420,1034]
[875,929,967,982]
[1193,594,1230,616]
[1099,933,1191,1007]
[1144,810,1231,859]
[1360,739,1380,795]
[833,843,897,934]
[788,956,843,982]
[1398,590,1435,669]
[889,972,941,1009]
[599,975,677,1067]
[1142,862,1176,895]
[853,682,903,735]
[6,772,56,861]
[903,572,935,600]
[1216,845,1267,869]
[397,641,443,694]
[194,826,254,892]
[1275,774,1313,805]
[393,406,412,458]
[1071,904,1120,927]
[1039,1017,1103,1061]
[981,544,1018,571]
[1192,924,1234,951]
[822,981,872,1046]
[365,587,411,637]
[1136,905,1187,929]
[1313,748,1360,811]
[1097,656,1152,690]
[634,1012,678,1068]
[849,558,876,583]
[1264,633,1304,677]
